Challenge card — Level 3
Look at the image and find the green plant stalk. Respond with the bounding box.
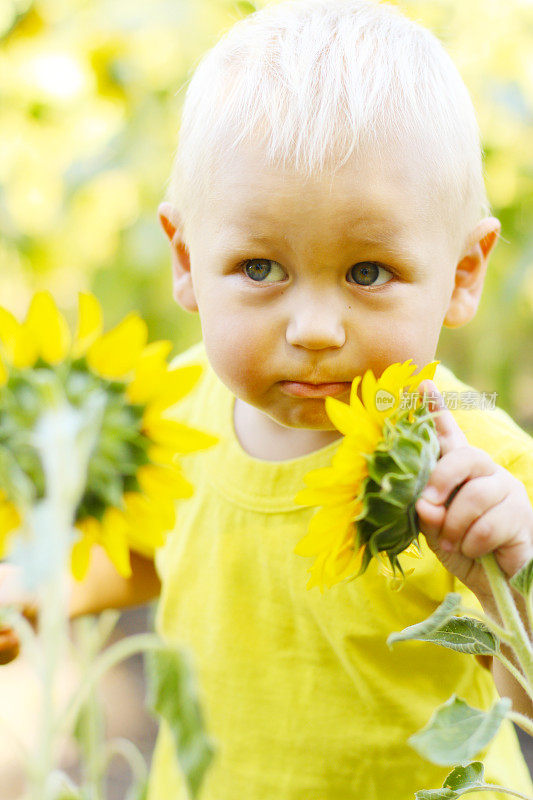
[508,710,533,737]
[526,590,533,639]
[480,553,533,690]
[55,633,165,738]
[494,652,531,698]
[102,737,148,787]
[24,396,106,800]
[72,617,109,800]
[453,788,533,799]
[27,508,71,800]
[77,672,106,800]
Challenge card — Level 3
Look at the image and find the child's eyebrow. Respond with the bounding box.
[221,227,419,265]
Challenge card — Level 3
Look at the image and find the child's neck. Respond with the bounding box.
[233,398,342,461]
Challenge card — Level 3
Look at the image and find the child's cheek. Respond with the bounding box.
[201,314,271,401]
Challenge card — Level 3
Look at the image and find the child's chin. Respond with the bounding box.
[275,404,336,431]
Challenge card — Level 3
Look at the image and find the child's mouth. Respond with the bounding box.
[279,381,351,398]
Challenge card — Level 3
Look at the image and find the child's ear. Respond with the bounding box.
[443,217,501,329]
[158,202,198,312]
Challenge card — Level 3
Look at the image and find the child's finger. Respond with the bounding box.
[437,472,509,547]
[419,444,497,508]
[417,379,468,456]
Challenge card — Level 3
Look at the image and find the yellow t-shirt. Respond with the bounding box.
[146,342,533,800]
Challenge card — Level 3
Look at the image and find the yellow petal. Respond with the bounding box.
[145,364,204,414]
[72,292,104,358]
[294,484,356,507]
[87,313,148,379]
[0,495,21,559]
[294,503,358,556]
[405,360,439,391]
[330,440,371,482]
[75,516,101,540]
[323,396,361,436]
[123,492,175,539]
[334,541,365,582]
[302,466,345,489]
[403,541,424,560]
[0,353,7,386]
[137,463,194,501]
[361,368,379,417]
[377,551,394,577]
[25,291,71,364]
[305,549,329,592]
[322,533,359,586]
[126,340,173,404]
[70,536,93,581]
[378,360,415,394]
[0,307,37,367]
[0,307,20,361]
[101,508,132,578]
[349,376,362,407]
[147,443,180,466]
[71,517,100,580]
[144,416,218,453]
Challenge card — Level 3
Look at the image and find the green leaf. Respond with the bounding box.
[389,615,499,656]
[510,557,533,597]
[415,762,500,798]
[415,789,456,799]
[146,646,215,799]
[443,762,485,790]
[408,694,511,765]
[387,593,463,648]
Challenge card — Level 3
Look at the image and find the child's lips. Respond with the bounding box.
[279,381,351,398]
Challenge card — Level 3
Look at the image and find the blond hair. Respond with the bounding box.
[167,0,490,246]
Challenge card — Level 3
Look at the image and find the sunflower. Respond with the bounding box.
[0,291,217,580]
[294,360,440,592]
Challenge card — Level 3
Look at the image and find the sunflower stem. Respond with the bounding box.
[480,553,533,692]
[22,397,104,800]
[29,550,70,800]
[508,710,533,737]
[71,616,108,800]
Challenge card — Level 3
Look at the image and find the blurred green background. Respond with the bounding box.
[1,0,532,433]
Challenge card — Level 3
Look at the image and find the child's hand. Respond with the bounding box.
[414,380,533,601]
[0,563,38,665]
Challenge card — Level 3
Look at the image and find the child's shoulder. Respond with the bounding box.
[167,340,227,434]
[169,339,208,370]
[435,363,533,500]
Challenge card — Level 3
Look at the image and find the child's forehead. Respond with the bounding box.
[203,138,440,236]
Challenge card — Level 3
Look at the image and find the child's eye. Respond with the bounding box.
[243,259,286,283]
[347,262,393,287]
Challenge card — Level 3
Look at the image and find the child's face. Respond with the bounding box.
[165,141,496,434]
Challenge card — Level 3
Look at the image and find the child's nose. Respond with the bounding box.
[286,304,346,350]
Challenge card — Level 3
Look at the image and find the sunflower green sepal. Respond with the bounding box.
[354,404,440,578]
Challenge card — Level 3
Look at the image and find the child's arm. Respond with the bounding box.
[415,380,533,717]
[68,545,161,618]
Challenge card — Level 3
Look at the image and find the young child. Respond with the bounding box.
[2,1,533,798]
[145,1,533,797]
